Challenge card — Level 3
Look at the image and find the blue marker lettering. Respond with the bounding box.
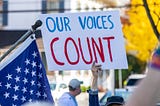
[96,16,102,29]
[93,16,97,28]
[87,16,94,29]
[78,16,86,30]
[101,16,108,29]
[108,15,114,29]
[46,17,56,32]
[56,17,64,32]
[64,17,71,31]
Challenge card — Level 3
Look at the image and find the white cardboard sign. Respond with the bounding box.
[39,11,128,71]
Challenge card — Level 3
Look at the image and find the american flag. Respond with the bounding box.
[0,36,54,106]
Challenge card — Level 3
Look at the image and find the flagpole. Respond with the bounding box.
[0,20,42,62]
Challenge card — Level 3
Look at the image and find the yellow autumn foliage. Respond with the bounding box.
[123,0,160,62]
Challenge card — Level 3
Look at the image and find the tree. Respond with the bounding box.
[123,0,160,62]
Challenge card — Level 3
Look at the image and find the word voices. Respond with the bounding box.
[50,36,115,65]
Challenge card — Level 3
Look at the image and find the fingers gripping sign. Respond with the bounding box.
[91,61,102,78]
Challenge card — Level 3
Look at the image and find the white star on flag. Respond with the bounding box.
[6,74,12,80]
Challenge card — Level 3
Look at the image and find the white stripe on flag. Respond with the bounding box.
[0,35,36,70]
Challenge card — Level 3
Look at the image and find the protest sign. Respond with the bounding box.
[39,11,128,71]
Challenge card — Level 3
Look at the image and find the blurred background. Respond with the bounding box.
[1,0,160,105]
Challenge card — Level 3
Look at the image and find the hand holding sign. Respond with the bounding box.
[91,61,102,78]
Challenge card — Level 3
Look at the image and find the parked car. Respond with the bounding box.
[125,74,146,91]
[99,88,132,106]
[50,82,68,101]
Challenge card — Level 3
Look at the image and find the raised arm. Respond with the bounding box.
[88,61,102,106]
[91,61,102,90]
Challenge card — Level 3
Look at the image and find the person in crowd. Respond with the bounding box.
[105,96,124,106]
[58,78,81,106]
[125,45,160,106]
[89,44,160,106]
